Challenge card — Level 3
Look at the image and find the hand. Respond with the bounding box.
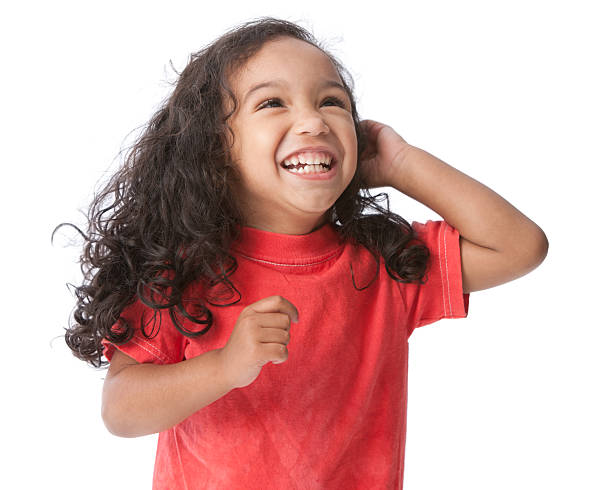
[218,295,299,389]
[359,119,412,189]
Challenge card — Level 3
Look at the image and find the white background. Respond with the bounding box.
[2,1,610,488]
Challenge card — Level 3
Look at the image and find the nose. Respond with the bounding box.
[294,109,330,136]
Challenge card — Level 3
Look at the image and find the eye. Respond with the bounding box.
[322,96,348,109]
[257,96,349,110]
[258,98,283,109]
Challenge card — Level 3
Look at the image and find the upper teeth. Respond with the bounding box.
[282,152,333,166]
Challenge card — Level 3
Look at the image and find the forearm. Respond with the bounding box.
[390,145,546,254]
[102,348,232,438]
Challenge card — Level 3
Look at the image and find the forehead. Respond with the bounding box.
[230,36,341,90]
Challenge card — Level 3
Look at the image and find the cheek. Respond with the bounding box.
[226,123,242,163]
[344,128,359,165]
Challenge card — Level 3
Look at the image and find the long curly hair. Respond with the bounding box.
[55,16,430,368]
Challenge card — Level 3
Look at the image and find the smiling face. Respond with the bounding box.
[225,36,358,235]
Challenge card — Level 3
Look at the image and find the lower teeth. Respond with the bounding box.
[285,164,331,174]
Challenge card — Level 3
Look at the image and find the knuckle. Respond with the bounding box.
[251,329,261,342]
[240,307,254,321]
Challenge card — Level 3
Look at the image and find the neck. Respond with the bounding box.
[243,211,329,235]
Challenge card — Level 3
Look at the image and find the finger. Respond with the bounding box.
[258,326,290,345]
[250,295,299,324]
[361,119,380,132]
[253,312,292,331]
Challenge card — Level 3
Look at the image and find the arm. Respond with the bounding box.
[102,348,232,438]
[358,120,549,294]
[389,144,549,293]
[102,295,299,438]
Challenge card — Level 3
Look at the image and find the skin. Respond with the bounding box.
[102,37,549,438]
[225,36,358,235]
[358,118,549,293]
[224,35,548,291]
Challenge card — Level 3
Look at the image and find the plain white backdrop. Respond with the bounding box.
[2,0,610,488]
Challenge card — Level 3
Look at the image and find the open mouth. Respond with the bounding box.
[280,158,336,175]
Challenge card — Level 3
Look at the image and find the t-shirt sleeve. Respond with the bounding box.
[101,298,188,365]
[405,220,470,336]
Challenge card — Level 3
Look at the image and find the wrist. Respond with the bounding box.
[387,143,419,190]
[212,347,236,392]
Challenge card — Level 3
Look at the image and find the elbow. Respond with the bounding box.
[521,222,549,268]
[101,383,141,438]
[101,401,130,438]
[101,406,143,438]
[101,406,120,436]
[520,228,549,276]
[101,377,124,437]
[101,397,159,438]
[532,227,549,266]
[510,225,549,278]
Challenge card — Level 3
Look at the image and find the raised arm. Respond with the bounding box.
[359,120,549,293]
[390,144,547,293]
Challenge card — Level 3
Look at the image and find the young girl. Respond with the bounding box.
[61,16,548,490]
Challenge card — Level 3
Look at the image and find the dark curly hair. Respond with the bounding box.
[54,16,430,368]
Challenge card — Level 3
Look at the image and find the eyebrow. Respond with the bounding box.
[243,79,349,103]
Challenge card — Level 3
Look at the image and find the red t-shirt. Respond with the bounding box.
[102,220,469,489]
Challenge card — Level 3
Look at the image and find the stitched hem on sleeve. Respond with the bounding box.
[102,337,170,365]
[416,221,470,328]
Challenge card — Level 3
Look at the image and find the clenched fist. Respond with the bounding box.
[218,295,299,389]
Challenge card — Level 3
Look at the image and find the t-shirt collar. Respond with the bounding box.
[231,222,344,264]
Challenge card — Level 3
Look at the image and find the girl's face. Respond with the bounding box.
[226,36,358,235]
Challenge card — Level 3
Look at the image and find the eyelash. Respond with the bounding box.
[257,96,348,110]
